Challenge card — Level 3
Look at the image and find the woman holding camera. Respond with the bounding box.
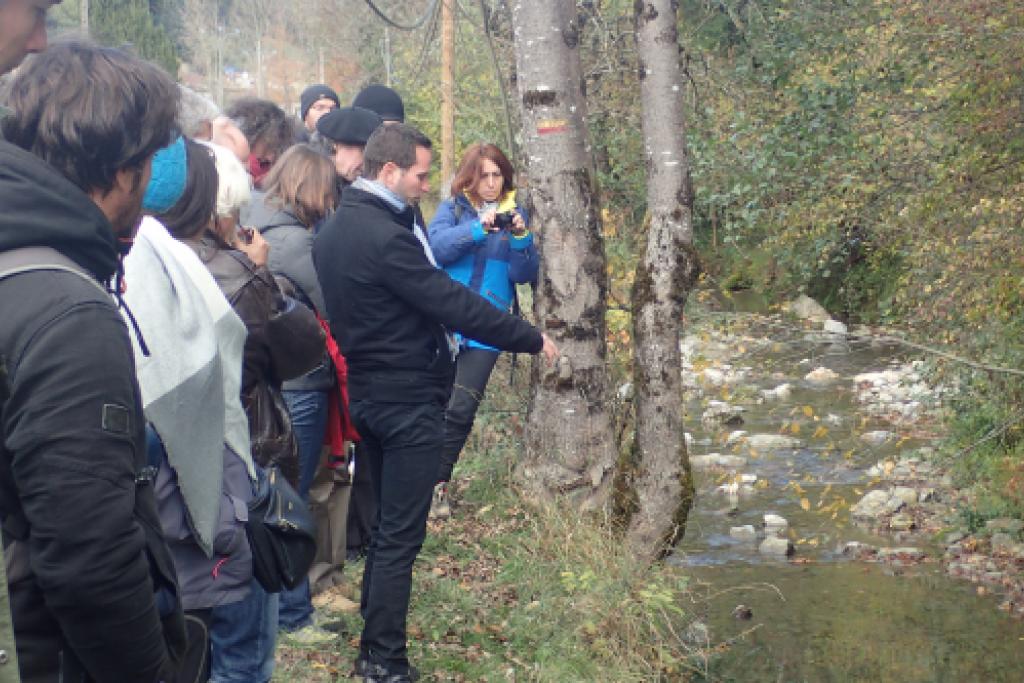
[427,143,539,518]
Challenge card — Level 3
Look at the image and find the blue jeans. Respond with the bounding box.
[279,390,327,631]
[283,390,330,499]
[209,579,279,683]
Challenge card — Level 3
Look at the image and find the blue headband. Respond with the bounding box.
[142,136,188,214]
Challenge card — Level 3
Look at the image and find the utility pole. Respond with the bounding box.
[80,0,89,35]
[440,0,455,196]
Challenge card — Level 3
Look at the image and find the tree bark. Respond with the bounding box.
[625,0,700,561]
[510,0,617,510]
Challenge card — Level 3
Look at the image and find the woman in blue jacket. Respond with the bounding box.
[427,143,539,518]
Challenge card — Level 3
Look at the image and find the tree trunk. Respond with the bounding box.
[625,0,700,561]
[510,0,616,510]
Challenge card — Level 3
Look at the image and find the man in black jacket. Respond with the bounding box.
[0,40,186,682]
[315,124,556,682]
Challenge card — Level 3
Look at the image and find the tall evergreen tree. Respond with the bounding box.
[90,0,180,75]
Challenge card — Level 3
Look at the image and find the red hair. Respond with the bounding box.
[450,143,515,203]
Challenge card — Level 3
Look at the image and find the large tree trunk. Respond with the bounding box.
[510,0,616,510]
[625,0,700,560]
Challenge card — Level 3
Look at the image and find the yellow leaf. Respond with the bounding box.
[802,405,815,418]
[800,498,811,511]
[813,426,829,439]
[790,422,802,436]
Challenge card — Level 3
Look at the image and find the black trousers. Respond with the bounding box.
[437,348,500,482]
[346,440,376,557]
[349,398,444,676]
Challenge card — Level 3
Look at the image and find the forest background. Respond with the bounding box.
[45,0,1024,520]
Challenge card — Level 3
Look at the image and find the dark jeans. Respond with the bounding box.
[438,348,500,482]
[349,397,444,676]
[279,390,327,631]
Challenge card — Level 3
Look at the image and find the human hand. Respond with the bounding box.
[480,209,499,232]
[540,334,559,365]
[237,227,269,267]
[510,211,528,236]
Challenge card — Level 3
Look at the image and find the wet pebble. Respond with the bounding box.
[729,525,758,542]
[759,536,795,557]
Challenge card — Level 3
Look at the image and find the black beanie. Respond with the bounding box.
[316,107,383,146]
[300,84,340,121]
[352,84,405,123]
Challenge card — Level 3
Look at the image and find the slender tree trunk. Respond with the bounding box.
[510,0,616,510]
[625,0,700,561]
[440,0,455,196]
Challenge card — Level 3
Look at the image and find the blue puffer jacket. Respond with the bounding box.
[427,192,539,350]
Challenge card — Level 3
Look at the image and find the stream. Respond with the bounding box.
[668,300,1024,681]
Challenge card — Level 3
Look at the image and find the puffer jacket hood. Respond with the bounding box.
[0,141,119,281]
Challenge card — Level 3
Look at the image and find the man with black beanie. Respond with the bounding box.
[352,84,405,124]
[314,124,556,682]
[299,83,339,135]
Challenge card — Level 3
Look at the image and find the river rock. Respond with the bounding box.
[763,513,789,535]
[805,366,839,383]
[730,525,758,541]
[852,490,904,519]
[702,401,745,426]
[760,383,793,401]
[985,518,1024,537]
[726,430,748,446]
[616,382,634,400]
[787,294,830,323]
[690,453,747,469]
[892,486,919,506]
[685,433,694,448]
[823,319,848,339]
[860,430,894,446]
[839,541,875,558]
[918,488,937,503]
[759,536,795,557]
[747,434,801,450]
[876,547,925,562]
[889,513,915,531]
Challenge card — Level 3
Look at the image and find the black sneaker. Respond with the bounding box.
[355,659,419,682]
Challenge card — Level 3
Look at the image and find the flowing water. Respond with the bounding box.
[668,304,1024,681]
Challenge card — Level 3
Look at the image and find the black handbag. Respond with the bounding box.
[246,466,318,593]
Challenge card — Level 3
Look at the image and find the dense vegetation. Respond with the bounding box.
[68,0,1024,515]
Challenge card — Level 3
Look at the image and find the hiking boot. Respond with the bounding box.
[428,481,451,520]
[355,659,419,682]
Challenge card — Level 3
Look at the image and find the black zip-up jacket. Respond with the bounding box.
[313,185,543,404]
[0,141,183,682]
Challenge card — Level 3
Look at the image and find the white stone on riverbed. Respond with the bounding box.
[852,490,905,519]
[747,434,801,450]
[892,486,919,506]
[759,536,795,557]
[726,430,748,446]
[805,366,840,382]
[760,383,792,401]
[860,430,894,446]
[763,513,789,535]
[786,294,830,323]
[690,453,747,469]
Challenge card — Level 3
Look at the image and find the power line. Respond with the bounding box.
[362,0,440,31]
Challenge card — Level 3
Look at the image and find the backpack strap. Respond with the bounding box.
[0,247,108,298]
[0,248,109,542]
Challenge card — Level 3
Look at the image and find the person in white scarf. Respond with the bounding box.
[127,136,260,683]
